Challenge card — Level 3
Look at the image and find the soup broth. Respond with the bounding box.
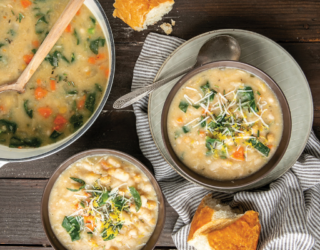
[167,68,283,181]
[0,0,110,148]
[49,154,159,250]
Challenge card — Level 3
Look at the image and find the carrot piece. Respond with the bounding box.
[35,87,47,100]
[23,54,33,64]
[50,80,56,91]
[88,57,96,64]
[36,79,42,85]
[86,71,91,76]
[65,24,72,33]
[76,9,81,16]
[267,145,273,149]
[21,0,32,8]
[0,106,5,112]
[96,53,105,60]
[231,146,245,161]
[177,117,183,123]
[77,96,86,109]
[105,69,109,77]
[38,107,52,118]
[53,114,67,131]
[199,130,206,137]
[84,215,94,224]
[32,40,40,48]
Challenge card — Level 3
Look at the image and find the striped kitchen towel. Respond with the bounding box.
[132,32,320,250]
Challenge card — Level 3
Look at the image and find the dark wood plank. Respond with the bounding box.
[0,179,178,247]
[100,0,320,43]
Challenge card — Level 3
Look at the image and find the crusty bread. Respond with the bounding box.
[113,0,175,31]
[160,22,173,35]
[188,194,261,250]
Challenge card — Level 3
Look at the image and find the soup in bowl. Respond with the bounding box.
[161,61,291,189]
[42,149,165,250]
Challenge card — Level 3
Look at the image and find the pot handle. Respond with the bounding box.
[0,161,8,168]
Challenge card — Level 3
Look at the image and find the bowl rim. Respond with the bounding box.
[0,0,116,163]
[41,149,166,250]
[161,60,292,190]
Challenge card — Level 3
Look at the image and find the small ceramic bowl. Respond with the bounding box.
[41,149,165,250]
[161,61,292,190]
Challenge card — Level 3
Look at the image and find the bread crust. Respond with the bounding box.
[188,194,261,250]
[113,0,174,31]
[207,211,261,250]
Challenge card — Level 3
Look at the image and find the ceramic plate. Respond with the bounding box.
[148,29,313,192]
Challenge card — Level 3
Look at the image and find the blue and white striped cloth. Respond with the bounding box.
[132,33,320,250]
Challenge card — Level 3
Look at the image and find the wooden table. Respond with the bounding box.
[1,0,320,249]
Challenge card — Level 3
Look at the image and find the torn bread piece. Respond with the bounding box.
[160,22,173,35]
[113,0,175,31]
[188,194,261,250]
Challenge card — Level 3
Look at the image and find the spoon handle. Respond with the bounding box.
[14,0,85,91]
[113,65,194,109]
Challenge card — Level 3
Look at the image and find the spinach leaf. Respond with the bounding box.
[247,138,270,157]
[9,136,41,148]
[101,223,122,241]
[200,82,216,101]
[70,114,83,130]
[205,137,219,151]
[182,126,190,133]
[62,216,81,242]
[36,16,48,24]
[73,29,80,45]
[98,192,109,206]
[0,119,17,134]
[88,28,95,34]
[200,82,210,93]
[50,130,62,139]
[71,53,75,63]
[200,116,206,128]
[89,37,106,54]
[90,17,96,25]
[18,13,25,23]
[114,196,127,211]
[24,100,33,118]
[179,101,189,113]
[67,177,85,192]
[85,93,96,113]
[67,90,78,95]
[193,104,200,109]
[0,43,5,48]
[237,86,259,112]
[95,83,102,92]
[129,187,142,212]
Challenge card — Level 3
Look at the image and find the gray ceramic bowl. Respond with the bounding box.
[161,61,292,190]
[41,149,165,250]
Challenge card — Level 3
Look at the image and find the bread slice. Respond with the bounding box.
[113,0,175,31]
[188,194,261,250]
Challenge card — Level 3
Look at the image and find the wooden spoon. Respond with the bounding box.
[0,0,85,94]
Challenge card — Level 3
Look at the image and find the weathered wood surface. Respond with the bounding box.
[1,0,320,249]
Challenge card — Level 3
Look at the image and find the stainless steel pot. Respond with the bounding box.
[0,0,115,167]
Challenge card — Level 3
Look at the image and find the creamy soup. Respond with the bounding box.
[0,0,110,148]
[167,68,283,181]
[49,155,159,250]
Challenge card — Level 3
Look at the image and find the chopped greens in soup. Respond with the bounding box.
[0,0,110,148]
[49,155,159,250]
[167,68,283,181]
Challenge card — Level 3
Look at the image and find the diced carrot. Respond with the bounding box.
[177,117,183,123]
[38,107,52,118]
[86,71,91,76]
[35,87,47,100]
[268,145,273,149]
[21,0,32,8]
[65,24,72,33]
[77,96,86,109]
[32,40,40,48]
[3,16,6,19]
[36,79,42,85]
[84,216,94,224]
[105,69,109,77]
[0,106,5,112]
[231,146,245,161]
[199,130,206,137]
[54,114,67,125]
[76,9,81,16]
[88,57,96,64]
[23,54,33,64]
[96,53,105,60]
[50,80,56,91]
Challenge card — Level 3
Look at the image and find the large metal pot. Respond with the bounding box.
[0,0,115,167]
